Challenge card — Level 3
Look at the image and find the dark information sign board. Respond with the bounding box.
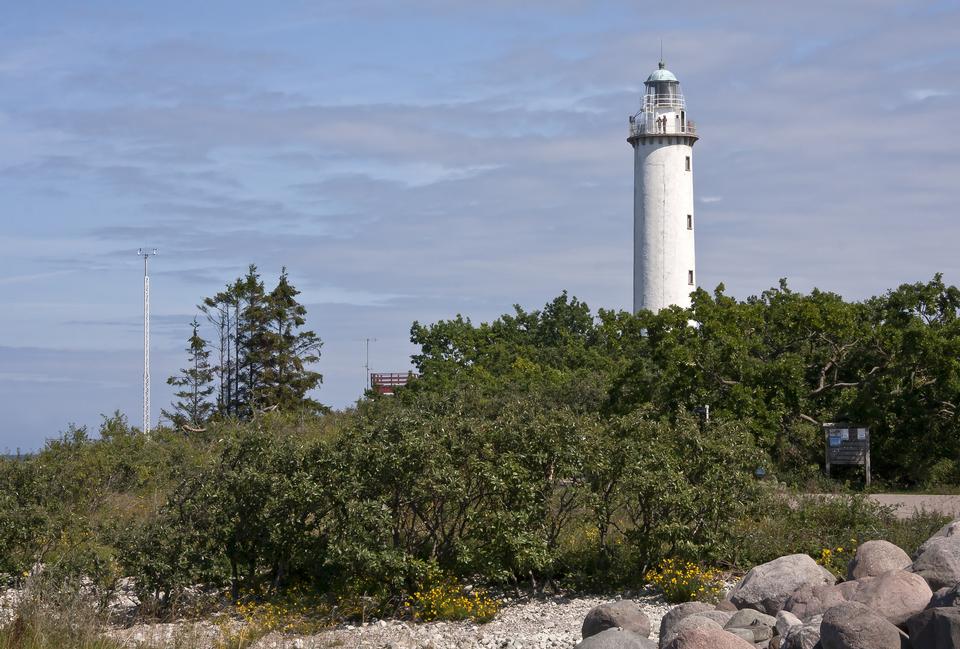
[824,424,871,486]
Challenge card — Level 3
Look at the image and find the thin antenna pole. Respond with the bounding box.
[364,337,378,390]
[138,248,158,434]
[660,38,663,64]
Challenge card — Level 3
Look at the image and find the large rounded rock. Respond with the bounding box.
[724,608,776,630]
[847,540,911,580]
[582,600,652,639]
[782,581,858,621]
[659,616,723,648]
[912,534,960,590]
[657,602,714,646]
[775,609,802,637]
[906,606,960,649]
[849,569,932,625]
[690,610,733,626]
[716,598,738,612]
[919,519,960,554]
[663,627,754,649]
[729,554,836,615]
[576,628,657,649]
[820,601,904,649]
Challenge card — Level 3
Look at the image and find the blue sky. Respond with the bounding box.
[1,1,958,449]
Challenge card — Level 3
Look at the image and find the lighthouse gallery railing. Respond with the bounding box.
[629,119,697,137]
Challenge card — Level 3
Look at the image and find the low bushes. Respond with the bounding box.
[732,493,949,569]
[1,404,952,627]
[0,400,769,609]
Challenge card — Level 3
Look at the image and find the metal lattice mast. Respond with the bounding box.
[138,249,157,434]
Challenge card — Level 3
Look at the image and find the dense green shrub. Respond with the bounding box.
[1,279,958,612]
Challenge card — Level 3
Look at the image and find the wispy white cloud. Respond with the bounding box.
[904,88,954,102]
[0,269,72,285]
[0,0,957,449]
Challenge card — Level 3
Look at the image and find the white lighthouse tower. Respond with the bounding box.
[629,60,698,313]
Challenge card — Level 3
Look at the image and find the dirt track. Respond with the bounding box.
[869,494,960,520]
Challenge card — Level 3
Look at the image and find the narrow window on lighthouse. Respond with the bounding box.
[685,156,691,171]
[687,214,693,230]
[688,270,694,285]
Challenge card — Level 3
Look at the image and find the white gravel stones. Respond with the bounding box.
[107,593,673,649]
[300,594,671,649]
[0,588,21,627]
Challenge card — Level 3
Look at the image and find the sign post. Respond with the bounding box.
[824,423,871,486]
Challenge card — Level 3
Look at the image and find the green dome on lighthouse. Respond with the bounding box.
[645,61,678,83]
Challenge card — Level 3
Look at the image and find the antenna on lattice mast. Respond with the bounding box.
[138,248,158,434]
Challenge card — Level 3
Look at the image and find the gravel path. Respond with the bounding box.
[868,494,960,520]
[109,593,673,649]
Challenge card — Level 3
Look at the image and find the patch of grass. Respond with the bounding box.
[0,623,124,649]
[883,508,952,555]
[732,492,950,569]
[0,581,121,649]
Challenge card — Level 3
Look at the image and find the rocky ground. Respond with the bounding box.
[13,514,960,649]
[107,592,673,649]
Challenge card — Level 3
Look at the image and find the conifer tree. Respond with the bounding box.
[163,319,216,428]
[200,288,235,416]
[236,265,270,416]
[194,265,325,419]
[261,268,324,412]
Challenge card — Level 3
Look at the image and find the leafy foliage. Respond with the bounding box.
[1,277,957,615]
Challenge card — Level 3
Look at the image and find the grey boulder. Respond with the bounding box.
[912,534,960,590]
[775,610,802,638]
[582,600,652,639]
[919,519,960,554]
[657,602,714,647]
[906,606,960,649]
[780,619,823,649]
[576,628,657,649]
[724,608,776,630]
[849,569,932,625]
[659,616,723,648]
[690,609,733,626]
[729,625,772,643]
[725,627,756,643]
[662,627,755,649]
[782,581,859,621]
[820,601,906,649]
[729,554,836,615]
[846,540,911,580]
